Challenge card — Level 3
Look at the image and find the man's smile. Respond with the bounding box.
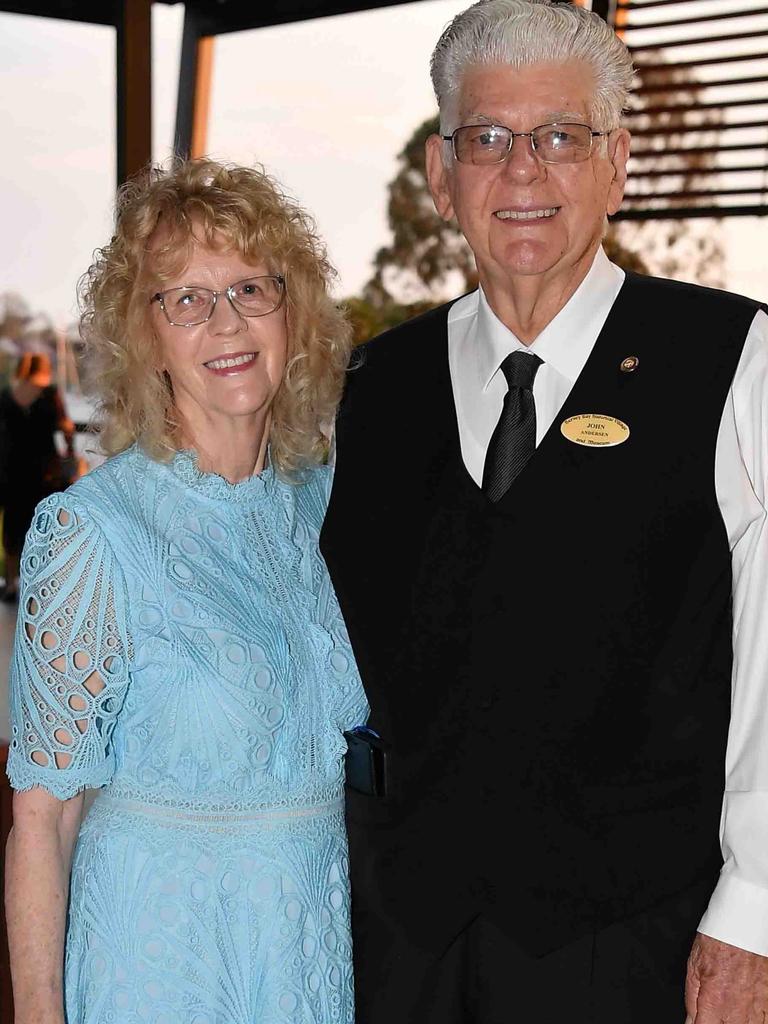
[494,206,560,221]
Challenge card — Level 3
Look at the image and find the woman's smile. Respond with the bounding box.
[203,350,259,375]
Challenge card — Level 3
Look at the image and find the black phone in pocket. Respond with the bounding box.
[343,727,389,799]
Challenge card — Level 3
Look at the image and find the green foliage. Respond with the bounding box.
[343,295,438,347]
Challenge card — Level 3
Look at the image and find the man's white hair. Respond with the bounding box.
[430,0,635,134]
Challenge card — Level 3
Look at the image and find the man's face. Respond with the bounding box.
[426,61,630,296]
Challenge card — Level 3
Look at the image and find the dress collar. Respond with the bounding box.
[168,448,277,504]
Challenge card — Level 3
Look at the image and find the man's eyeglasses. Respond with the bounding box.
[443,122,609,166]
[150,275,285,327]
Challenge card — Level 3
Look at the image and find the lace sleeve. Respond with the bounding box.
[6,494,132,799]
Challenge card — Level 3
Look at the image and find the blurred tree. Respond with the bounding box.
[350,112,652,342]
[345,56,725,344]
[345,294,436,347]
[363,115,477,309]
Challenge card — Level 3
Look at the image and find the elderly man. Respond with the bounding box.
[321,1,768,1020]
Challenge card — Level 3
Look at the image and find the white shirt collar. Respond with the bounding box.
[473,247,625,391]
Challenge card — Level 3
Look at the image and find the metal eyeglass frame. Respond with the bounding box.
[442,122,610,165]
[150,274,286,327]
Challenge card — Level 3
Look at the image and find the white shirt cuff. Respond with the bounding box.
[698,871,768,956]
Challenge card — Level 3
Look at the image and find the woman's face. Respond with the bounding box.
[149,236,288,440]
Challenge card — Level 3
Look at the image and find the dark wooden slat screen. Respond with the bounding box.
[636,50,768,73]
[620,0,728,9]
[636,74,768,93]
[625,7,768,32]
[614,0,768,221]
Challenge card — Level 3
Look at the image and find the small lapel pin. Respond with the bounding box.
[620,355,639,373]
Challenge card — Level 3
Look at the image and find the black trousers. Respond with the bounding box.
[352,881,711,1023]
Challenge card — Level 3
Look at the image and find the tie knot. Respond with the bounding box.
[500,350,543,391]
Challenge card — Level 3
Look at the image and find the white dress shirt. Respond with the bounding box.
[447,247,768,955]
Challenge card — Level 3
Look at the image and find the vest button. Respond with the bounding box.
[620,355,639,373]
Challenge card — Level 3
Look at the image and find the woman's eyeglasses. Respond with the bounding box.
[151,275,285,327]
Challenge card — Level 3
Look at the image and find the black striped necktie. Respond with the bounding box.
[482,350,543,503]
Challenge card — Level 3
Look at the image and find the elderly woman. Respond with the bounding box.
[5,160,368,1024]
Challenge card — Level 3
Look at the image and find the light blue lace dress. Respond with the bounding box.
[6,445,368,1024]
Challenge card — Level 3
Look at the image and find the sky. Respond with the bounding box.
[0,0,766,329]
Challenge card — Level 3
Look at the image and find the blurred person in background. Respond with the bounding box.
[5,159,367,1024]
[0,351,76,601]
[0,290,32,357]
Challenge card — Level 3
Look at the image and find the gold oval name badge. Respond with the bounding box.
[561,413,630,448]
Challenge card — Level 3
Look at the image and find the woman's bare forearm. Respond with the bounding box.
[5,789,83,1024]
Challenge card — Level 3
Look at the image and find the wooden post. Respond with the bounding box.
[116,0,152,185]
[191,36,214,158]
[588,0,613,21]
[174,7,214,160]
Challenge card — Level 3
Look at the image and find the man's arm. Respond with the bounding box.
[687,308,768,1022]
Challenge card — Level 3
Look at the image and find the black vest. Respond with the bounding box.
[321,272,763,956]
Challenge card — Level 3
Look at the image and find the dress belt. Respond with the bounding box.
[92,793,344,827]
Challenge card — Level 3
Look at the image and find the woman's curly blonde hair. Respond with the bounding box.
[79,158,351,477]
